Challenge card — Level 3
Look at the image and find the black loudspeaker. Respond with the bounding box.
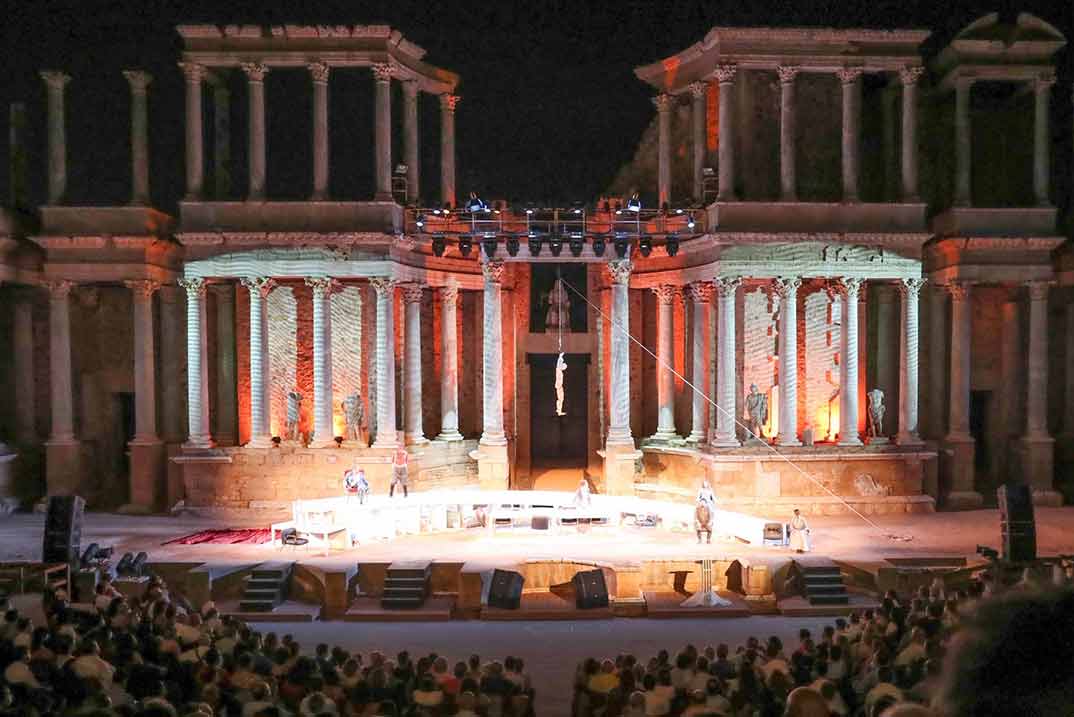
[998,484,1036,562]
[531,516,549,531]
[488,569,524,610]
[572,569,610,609]
[43,495,85,565]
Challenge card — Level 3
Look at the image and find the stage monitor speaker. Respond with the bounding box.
[998,484,1036,562]
[42,495,84,565]
[488,569,524,610]
[531,516,549,531]
[572,568,609,610]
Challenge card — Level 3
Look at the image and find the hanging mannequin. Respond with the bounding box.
[555,352,567,416]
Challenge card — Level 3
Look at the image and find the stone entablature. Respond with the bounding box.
[924,236,1066,283]
[178,201,404,237]
[933,12,1066,87]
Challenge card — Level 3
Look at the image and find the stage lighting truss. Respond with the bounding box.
[406,199,703,260]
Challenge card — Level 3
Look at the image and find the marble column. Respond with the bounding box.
[46,281,76,444]
[778,66,799,201]
[123,70,152,205]
[944,281,980,508]
[370,278,398,448]
[308,62,330,200]
[241,62,269,200]
[480,261,507,446]
[899,67,924,201]
[1023,281,1059,503]
[606,260,634,446]
[306,277,336,447]
[241,278,275,447]
[687,282,713,442]
[1033,74,1055,206]
[775,277,802,446]
[401,284,427,444]
[40,71,70,205]
[373,63,393,201]
[712,278,741,447]
[437,285,464,441]
[836,278,863,446]
[897,278,926,445]
[440,94,458,207]
[125,280,161,443]
[689,82,706,203]
[655,94,672,208]
[13,295,36,444]
[403,80,420,202]
[954,76,974,207]
[838,68,864,202]
[180,63,206,200]
[715,65,737,201]
[180,278,212,449]
[651,285,679,441]
[211,284,237,445]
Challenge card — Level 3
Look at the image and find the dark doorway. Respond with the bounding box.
[529,353,588,464]
[113,392,136,505]
[970,390,991,476]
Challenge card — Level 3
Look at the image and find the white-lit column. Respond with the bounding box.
[125,280,161,443]
[775,277,802,446]
[899,67,924,201]
[836,278,863,445]
[180,62,206,200]
[241,277,275,447]
[307,277,336,447]
[954,76,974,207]
[241,62,269,200]
[401,284,427,444]
[897,278,926,445]
[437,285,464,441]
[689,82,706,203]
[715,65,737,201]
[712,277,741,447]
[46,281,76,444]
[440,94,458,207]
[480,261,507,446]
[13,295,36,444]
[606,260,634,446]
[373,63,393,201]
[1024,281,1052,439]
[40,71,70,205]
[308,62,330,200]
[123,70,152,205]
[403,80,420,202]
[370,278,398,448]
[778,66,799,201]
[180,278,212,449]
[1033,74,1055,206]
[652,285,679,440]
[655,93,672,208]
[688,282,713,442]
[838,67,863,202]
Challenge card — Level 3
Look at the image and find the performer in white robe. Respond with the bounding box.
[696,480,716,511]
[789,509,811,553]
[573,477,591,508]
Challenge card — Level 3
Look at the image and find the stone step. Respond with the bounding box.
[238,600,279,612]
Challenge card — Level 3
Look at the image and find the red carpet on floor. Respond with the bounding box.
[163,528,272,546]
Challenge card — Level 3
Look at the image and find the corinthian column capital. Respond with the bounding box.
[837,67,864,85]
[688,81,707,99]
[372,63,395,83]
[773,276,802,299]
[688,281,715,304]
[369,277,397,297]
[898,277,926,297]
[898,66,925,87]
[307,62,330,83]
[40,70,71,91]
[45,279,76,300]
[713,276,742,298]
[481,260,506,285]
[833,277,863,299]
[304,276,337,296]
[240,62,269,82]
[401,283,425,304]
[777,66,801,85]
[714,65,737,84]
[178,277,207,299]
[122,70,152,94]
[178,62,207,84]
[606,259,633,286]
[439,284,459,306]
[440,94,460,112]
[240,276,277,298]
[651,284,679,305]
[124,279,161,300]
[652,94,672,112]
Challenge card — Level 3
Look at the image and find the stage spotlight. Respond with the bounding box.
[639,237,653,257]
[466,192,488,213]
[592,235,607,257]
[614,236,631,258]
[666,236,679,257]
[442,203,453,213]
[661,202,670,215]
[458,236,473,257]
[675,207,684,214]
[571,201,584,215]
[687,215,696,230]
[569,236,584,257]
[528,236,542,256]
[432,236,446,257]
[415,214,426,229]
[505,237,520,257]
[626,193,641,212]
[481,236,497,258]
[549,239,563,257]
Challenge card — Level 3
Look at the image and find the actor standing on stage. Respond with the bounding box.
[390,447,410,498]
[789,508,811,553]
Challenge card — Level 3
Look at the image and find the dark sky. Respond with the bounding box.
[2,0,1071,211]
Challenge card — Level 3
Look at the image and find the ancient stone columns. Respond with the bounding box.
[778,66,799,201]
[836,278,863,446]
[123,71,152,205]
[40,71,70,204]
[1033,74,1055,206]
[954,77,974,207]
[605,260,634,447]
[480,261,507,447]
[651,285,679,441]
[242,278,275,447]
[306,277,336,447]
[13,296,35,444]
[712,278,741,447]
[125,280,163,508]
[1023,281,1058,504]
[440,95,458,207]
[897,278,926,445]
[437,285,464,442]
[775,277,802,446]
[241,63,269,200]
[689,82,706,203]
[373,63,393,201]
[715,65,737,201]
[402,284,427,444]
[180,278,213,450]
[370,278,398,448]
[943,281,981,508]
[180,63,206,200]
[899,67,924,201]
[838,68,863,202]
[46,281,76,445]
[688,283,713,443]
[403,80,420,202]
[654,94,672,208]
[308,62,330,200]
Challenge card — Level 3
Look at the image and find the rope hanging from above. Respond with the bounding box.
[555,265,567,417]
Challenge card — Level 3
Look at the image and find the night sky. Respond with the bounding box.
[2,0,1071,212]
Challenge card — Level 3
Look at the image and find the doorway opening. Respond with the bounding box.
[528,353,588,490]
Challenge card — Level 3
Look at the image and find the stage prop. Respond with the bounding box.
[43,495,84,565]
[488,569,525,610]
[998,483,1037,562]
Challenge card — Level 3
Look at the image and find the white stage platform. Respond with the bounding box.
[276,490,790,550]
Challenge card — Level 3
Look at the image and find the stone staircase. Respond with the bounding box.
[238,562,293,612]
[796,559,850,606]
[381,561,430,610]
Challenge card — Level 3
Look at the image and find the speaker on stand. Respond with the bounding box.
[572,568,609,609]
[42,496,85,565]
[998,484,1036,563]
[488,569,525,610]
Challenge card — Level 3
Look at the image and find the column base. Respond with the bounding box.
[605,428,635,448]
[45,439,82,496]
[1030,488,1064,507]
[943,433,977,509]
[246,435,274,449]
[478,432,508,447]
[127,439,165,511]
[1021,435,1056,500]
[837,435,863,447]
[405,433,429,446]
[896,432,925,447]
[374,191,395,202]
[599,444,642,496]
[710,435,741,448]
[183,435,215,452]
[308,440,340,449]
[435,431,465,443]
[649,430,680,444]
[470,442,510,491]
[686,430,707,444]
[943,490,984,511]
[774,436,801,447]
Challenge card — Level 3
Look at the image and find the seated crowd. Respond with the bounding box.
[0,577,535,716]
